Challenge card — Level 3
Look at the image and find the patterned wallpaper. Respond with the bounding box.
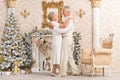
[0,0,120,72]
[100,0,120,72]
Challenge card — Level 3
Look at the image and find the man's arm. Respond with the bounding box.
[55,20,74,33]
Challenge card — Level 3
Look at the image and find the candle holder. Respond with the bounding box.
[76,9,85,18]
[20,9,30,18]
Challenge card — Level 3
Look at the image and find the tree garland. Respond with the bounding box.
[26,28,81,65]
[73,32,81,65]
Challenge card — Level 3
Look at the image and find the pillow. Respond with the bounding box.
[102,40,112,49]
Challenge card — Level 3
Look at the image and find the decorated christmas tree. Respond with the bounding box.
[0,12,33,72]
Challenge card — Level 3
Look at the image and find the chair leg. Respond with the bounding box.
[102,67,105,76]
[80,63,83,75]
[81,64,85,75]
[91,66,94,77]
[42,60,45,70]
[91,60,94,77]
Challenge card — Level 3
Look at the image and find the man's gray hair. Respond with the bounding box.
[48,12,55,21]
[63,5,71,12]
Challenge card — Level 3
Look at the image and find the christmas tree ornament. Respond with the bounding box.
[0,54,4,63]
[12,60,20,75]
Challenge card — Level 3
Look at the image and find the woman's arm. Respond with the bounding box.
[49,23,54,29]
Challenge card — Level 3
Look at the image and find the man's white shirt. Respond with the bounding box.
[52,18,74,36]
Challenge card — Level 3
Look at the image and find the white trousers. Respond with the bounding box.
[60,37,78,76]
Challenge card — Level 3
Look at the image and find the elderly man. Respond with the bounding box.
[59,6,79,77]
[48,12,71,76]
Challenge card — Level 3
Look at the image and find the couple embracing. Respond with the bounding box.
[48,6,79,77]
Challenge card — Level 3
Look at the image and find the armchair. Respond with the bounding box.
[80,33,114,76]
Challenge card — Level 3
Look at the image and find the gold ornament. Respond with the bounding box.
[8,58,11,62]
[5,23,9,26]
[8,52,12,56]
[12,60,20,74]
[9,30,11,33]
[20,9,30,18]
[13,45,17,49]
[76,9,85,19]
[13,18,16,22]
[18,49,21,53]
[90,0,101,8]
[23,59,26,61]
[0,54,4,63]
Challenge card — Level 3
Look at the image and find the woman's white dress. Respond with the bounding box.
[51,21,62,64]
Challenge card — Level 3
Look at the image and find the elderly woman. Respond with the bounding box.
[48,12,71,76]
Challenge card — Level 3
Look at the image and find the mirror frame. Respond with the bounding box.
[42,1,64,28]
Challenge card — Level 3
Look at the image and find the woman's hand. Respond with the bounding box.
[49,23,54,29]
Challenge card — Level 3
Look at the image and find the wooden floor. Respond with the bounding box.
[0,71,120,80]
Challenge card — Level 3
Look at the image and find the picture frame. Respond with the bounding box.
[42,1,64,28]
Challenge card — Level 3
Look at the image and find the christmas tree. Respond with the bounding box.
[0,12,33,72]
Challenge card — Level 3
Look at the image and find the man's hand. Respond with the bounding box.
[68,17,73,20]
[49,23,54,29]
